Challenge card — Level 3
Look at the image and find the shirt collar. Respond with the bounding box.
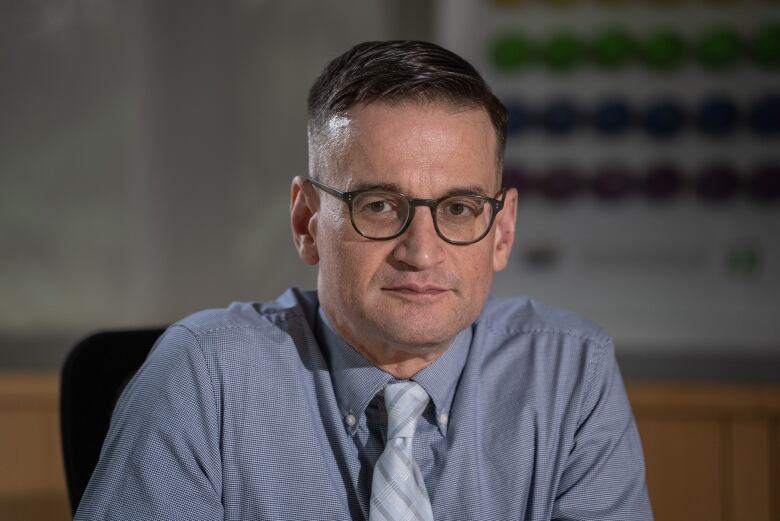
[316,306,471,437]
[408,325,471,435]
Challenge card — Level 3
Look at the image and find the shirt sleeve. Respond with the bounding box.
[74,325,224,521]
[552,340,654,521]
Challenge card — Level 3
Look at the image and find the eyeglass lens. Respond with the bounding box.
[350,191,493,243]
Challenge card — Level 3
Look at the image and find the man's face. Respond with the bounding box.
[299,101,516,359]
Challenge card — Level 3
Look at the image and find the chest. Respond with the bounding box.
[216,374,570,521]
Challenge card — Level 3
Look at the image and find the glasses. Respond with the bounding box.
[306,177,505,245]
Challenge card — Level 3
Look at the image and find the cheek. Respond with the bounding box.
[337,242,393,283]
[319,231,387,293]
[318,201,393,281]
[458,246,495,295]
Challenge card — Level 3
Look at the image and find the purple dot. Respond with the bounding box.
[695,163,741,202]
[592,165,636,201]
[748,162,780,203]
[641,163,684,201]
[539,166,582,202]
[502,165,534,195]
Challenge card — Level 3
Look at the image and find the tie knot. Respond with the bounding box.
[384,381,430,440]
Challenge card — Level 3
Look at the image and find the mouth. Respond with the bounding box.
[381,284,451,300]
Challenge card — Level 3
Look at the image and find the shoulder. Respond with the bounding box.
[172,287,318,339]
[147,288,319,368]
[472,295,615,385]
[477,295,612,348]
[471,296,623,431]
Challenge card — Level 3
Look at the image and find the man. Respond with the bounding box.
[76,41,653,520]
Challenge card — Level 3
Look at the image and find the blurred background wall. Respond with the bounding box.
[1,0,432,368]
[438,0,780,378]
[2,0,778,373]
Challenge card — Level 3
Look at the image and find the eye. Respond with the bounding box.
[441,197,483,218]
[367,200,391,213]
[446,202,467,216]
[353,192,402,216]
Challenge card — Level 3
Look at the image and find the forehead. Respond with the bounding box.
[332,101,499,194]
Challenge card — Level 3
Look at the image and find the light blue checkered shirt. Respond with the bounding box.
[76,288,653,520]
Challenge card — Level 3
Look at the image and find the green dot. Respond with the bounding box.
[725,243,762,278]
[591,27,636,69]
[491,33,535,72]
[540,31,585,71]
[751,23,780,69]
[696,27,743,70]
[640,29,686,71]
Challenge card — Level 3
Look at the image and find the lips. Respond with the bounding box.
[380,283,451,301]
[384,284,447,293]
[377,271,460,301]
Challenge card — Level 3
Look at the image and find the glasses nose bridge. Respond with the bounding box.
[406,197,440,226]
[396,197,444,249]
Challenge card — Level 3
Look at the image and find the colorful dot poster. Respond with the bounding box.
[435,0,780,351]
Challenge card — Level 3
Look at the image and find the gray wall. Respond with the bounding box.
[0,0,430,368]
[1,1,777,375]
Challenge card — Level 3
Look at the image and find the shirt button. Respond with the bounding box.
[439,413,449,425]
[345,413,357,427]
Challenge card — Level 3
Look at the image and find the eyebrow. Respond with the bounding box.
[348,181,490,198]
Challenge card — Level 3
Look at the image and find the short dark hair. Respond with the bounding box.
[307,40,507,174]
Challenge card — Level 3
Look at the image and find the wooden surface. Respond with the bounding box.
[0,373,63,494]
[627,383,780,521]
[0,372,69,520]
[635,416,724,519]
[1,373,779,521]
[730,419,772,520]
[627,383,780,413]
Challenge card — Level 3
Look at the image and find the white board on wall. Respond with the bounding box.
[435,0,780,351]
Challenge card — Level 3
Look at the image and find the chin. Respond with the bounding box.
[372,312,469,350]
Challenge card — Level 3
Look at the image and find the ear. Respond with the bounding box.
[492,188,518,272]
[290,176,320,265]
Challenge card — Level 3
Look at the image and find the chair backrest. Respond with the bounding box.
[60,328,166,514]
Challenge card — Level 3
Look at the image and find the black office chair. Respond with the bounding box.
[60,328,166,514]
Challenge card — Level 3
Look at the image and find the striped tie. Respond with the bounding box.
[369,381,434,521]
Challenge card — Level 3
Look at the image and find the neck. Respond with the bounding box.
[350,342,445,379]
[321,309,451,379]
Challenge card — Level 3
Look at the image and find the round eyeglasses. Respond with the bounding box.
[306,177,506,245]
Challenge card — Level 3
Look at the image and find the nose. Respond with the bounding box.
[391,206,445,270]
